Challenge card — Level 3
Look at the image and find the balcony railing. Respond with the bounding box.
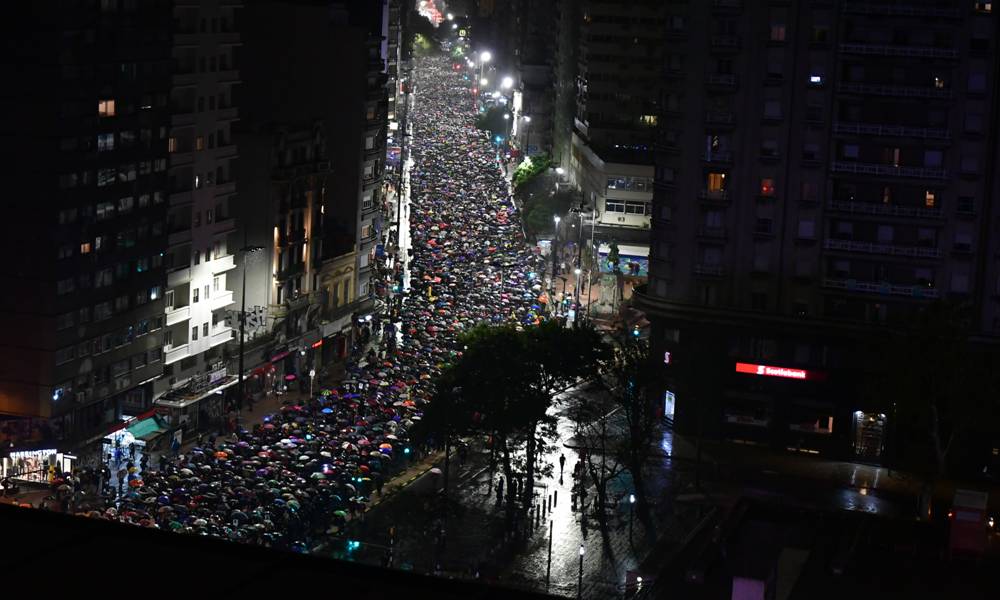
[832,122,950,140]
[699,190,730,203]
[830,161,948,180]
[701,151,733,164]
[823,238,942,259]
[165,343,190,365]
[167,266,190,288]
[211,254,236,274]
[827,200,944,219]
[209,290,235,311]
[694,264,726,276]
[839,43,959,59]
[705,111,735,125]
[697,226,728,239]
[165,305,190,327]
[711,35,740,50]
[841,2,960,18]
[706,73,738,88]
[210,327,235,348]
[823,278,939,299]
[836,82,953,99]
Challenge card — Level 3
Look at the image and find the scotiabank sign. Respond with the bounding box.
[735,362,824,381]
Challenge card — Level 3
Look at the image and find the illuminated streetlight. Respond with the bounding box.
[480,77,488,86]
[452,23,457,29]
[501,76,514,89]
[556,167,565,175]
[503,113,510,120]
[447,12,454,20]
[480,50,492,63]
[523,115,531,122]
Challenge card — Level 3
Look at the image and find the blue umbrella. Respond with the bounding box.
[321,407,334,414]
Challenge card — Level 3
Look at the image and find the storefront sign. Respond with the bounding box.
[735,362,822,381]
[311,339,324,349]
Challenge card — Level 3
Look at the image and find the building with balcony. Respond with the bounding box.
[233,0,386,388]
[559,0,668,261]
[641,0,1000,469]
[0,1,173,444]
[155,0,242,407]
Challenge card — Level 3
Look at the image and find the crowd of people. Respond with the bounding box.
[38,55,547,552]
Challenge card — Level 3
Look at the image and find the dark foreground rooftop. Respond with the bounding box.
[3,504,556,599]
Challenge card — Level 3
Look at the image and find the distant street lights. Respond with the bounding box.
[501,75,514,90]
[577,544,585,599]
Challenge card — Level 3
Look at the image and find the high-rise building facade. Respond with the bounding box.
[569,0,667,255]
[156,0,240,404]
[0,1,173,443]
[639,0,1000,466]
[232,0,387,390]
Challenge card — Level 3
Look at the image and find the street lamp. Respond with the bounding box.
[480,77,488,86]
[478,51,491,91]
[522,115,532,154]
[309,368,316,398]
[237,245,265,427]
[552,215,561,276]
[447,12,454,20]
[629,493,636,542]
[578,544,585,599]
[501,75,514,90]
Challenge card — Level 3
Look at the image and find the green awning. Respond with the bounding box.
[126,416,169,442]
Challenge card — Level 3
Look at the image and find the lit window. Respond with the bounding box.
[168,137,177,152]
[195,136,205,151]
[98,99,116,117]
[80,242,92,254]
[933,76,945,89]
[707,172,727,193]
[97,133,115,152]
[760,178,775,196]
[975,2,992,13]
[925,190,937,208]
[640,114,658,126]
[808,74,824,86]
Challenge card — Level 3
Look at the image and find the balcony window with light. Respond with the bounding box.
[707,172,727,193]
[975,2,992,12]
[98,99,116,117]
[925,190,937,208]
[760,178,775,197]
[770,24,786,42]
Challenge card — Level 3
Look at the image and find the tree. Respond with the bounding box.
[428,322,610,517]
[875,302,997,480]
[603,339,659,516]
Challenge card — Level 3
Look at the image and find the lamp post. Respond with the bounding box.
[237,245,265,427]
[502,112,511,152]
[629,493,636,542]
[478,51,491,100]
[573,268,582,327]
[309,368,316,398]
[577,544,585,599]
[551,215,561,303]
[522,115,531,155]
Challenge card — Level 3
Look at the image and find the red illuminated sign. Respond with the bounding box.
[735,362,822,381]
[311,340,324,349]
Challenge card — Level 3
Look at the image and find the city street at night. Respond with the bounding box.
[5,2,1000,598]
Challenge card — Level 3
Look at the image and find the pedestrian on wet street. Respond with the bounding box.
[559,453,566,476]
[496,476,504,504]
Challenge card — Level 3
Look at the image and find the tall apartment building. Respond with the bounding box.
[233,0,386,387]
[155,0,241,410]
[639,0,1000,468]
[515,0,556,156]
[568,0,667,257]
[0,1,172,443]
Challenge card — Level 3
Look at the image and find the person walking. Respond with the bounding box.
[559,453,566,477]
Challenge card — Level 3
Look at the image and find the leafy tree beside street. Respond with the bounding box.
[425,321,611,518]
